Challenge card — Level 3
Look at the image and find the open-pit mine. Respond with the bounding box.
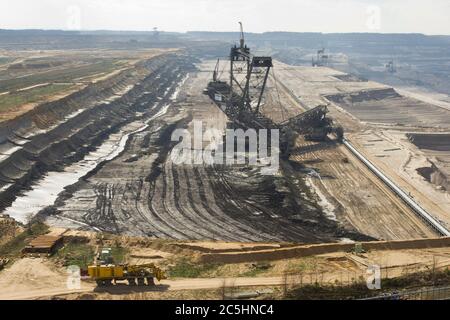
[1,27,450,300]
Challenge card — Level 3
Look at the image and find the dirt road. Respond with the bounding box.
[2,244,450,300]
[0,257,284,300]
[0,258,94,300]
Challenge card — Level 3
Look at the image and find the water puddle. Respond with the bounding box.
[305,168,337,221]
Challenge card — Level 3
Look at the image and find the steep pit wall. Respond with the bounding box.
[408,133,450,191]
[326,88,450,128]
[407,133,450,152]
[0,58,158,143]
[0,53,195,212]
[326,88,401,105]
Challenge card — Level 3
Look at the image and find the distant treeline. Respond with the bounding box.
[187,31,450,52]
[1,29,449,53]
[0,29,186,50]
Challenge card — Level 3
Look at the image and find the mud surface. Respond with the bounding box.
[39,64,368,243]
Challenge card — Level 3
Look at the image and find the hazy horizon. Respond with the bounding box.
[0,0,449,36]
[1,28,449,37]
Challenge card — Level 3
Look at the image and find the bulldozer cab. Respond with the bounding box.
[97,247,114,265]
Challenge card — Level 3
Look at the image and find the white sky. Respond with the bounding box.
[0,0,449,35]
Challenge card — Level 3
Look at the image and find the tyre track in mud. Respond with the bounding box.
[143,130,202,239]
[211,166,284,238]
[193,166,274,241]
[137,121,209,239]
[191,166,265,242]
[47,60,370,243]
[92,183,120,233]
[114,166,169,237]
[139,182,186,239]
[138,158,199,239]
[94,92,191,237]
[167,160,217,239]
[190,167,276,242]
[176,165,237,241]
[206,164,332,242]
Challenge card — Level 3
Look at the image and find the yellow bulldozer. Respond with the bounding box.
[87,248,166,286]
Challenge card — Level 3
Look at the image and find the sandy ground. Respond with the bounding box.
[0,257,93,300]
[348,131,450,228]
[291,136,434,240]
[1,244,450,300]
[0,256,285,300]
[1,227,449,300]
[273,62,450,233]
[270,63,436,240]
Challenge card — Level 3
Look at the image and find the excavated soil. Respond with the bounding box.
[408,133,450,151]
[326,88,450,129]
[408,133,450,191]
[0,53,194,213]
[38,64,369,243]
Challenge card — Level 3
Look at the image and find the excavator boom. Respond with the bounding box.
[239,21,245,48]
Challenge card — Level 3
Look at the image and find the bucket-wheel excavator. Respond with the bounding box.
[205,23,343,156]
